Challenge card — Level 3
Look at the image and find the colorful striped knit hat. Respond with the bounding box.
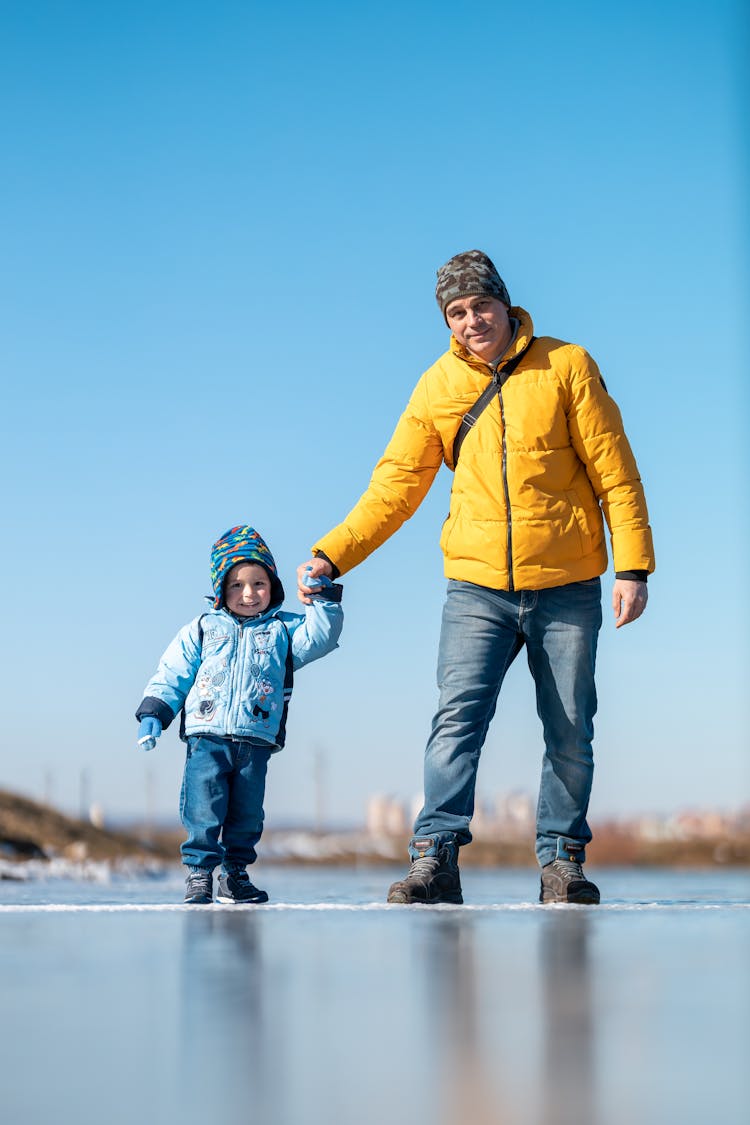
[210,525,285,609]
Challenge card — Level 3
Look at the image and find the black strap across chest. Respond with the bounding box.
[451,336,537,467]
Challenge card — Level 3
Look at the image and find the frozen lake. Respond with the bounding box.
[1,866,748,1125]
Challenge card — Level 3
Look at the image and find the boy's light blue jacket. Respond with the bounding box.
[137,598,342,750]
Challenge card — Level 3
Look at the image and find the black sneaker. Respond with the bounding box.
[387,837,463,904]
[540,859,600,904]
[216,866,269,905]
[184,866,214,904]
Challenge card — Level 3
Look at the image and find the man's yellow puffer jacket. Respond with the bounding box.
[314,308,655,590]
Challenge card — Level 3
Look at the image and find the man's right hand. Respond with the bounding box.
[296,557,333,604]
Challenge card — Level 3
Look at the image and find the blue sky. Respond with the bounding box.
[1,0,747,829]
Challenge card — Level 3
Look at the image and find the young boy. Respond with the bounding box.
[135,524,343,905]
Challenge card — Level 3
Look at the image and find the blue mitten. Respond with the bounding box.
[303,570,333,590]
[137,716,162,752]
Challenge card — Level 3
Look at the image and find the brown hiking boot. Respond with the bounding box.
[387,837,463,904]
[540,858,600,904]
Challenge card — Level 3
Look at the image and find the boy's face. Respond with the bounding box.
[223,562,273,617]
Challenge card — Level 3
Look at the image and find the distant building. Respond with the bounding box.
[89,803,106,830]
[365,795,409,837]
[364,791,748,845]
[493,791,535,838]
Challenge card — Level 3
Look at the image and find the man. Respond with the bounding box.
[298,250,654,904]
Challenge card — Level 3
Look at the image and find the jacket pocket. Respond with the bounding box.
[440,508,457,556]
[565,490,594,556]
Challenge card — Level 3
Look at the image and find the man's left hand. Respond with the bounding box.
[612,579,648,628]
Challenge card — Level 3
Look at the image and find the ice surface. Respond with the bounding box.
[1,862,748,906]
[0,867,747,1125]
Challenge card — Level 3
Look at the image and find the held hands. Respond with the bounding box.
[612,579,648,628]
[296,557,333,604]
[137,716,162,751]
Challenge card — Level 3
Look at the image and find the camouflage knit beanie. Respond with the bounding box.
[210,525,285,609]
[435,250,511,322]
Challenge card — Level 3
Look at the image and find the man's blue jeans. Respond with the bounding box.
[412,578,603,867]
[180,735,272,870]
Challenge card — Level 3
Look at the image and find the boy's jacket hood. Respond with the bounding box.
[210,525,285,609]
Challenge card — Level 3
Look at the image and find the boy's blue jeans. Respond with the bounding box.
[412,578,603,867]
[180,735,272,870]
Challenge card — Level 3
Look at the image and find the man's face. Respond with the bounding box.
[223,562,272,617]
[445,295,511,363]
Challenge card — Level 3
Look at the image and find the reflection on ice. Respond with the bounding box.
[420,914,513,1125]
[540,912,596,1125]
[179,912,272,1116]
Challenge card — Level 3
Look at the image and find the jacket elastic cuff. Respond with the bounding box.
[135,697,175,730]
[312,549,341,580]
[615,570,648,583]
[312,582,343,603]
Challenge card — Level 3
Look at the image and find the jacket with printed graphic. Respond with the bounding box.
[136,598,342,750]
[313,307,654,591]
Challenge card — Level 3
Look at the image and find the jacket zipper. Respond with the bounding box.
[496,380,514,590]
[229,619,244,729]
